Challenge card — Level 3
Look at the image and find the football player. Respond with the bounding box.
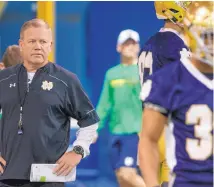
[138,1,191,186]
[138,1,213,187]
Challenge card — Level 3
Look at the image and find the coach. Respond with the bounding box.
[0,19,99,187]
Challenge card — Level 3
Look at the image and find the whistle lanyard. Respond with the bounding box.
[17,67,44,135]
[17,67,32,135]
[17,81,29,135]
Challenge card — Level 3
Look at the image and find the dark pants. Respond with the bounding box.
[0,180,65,187]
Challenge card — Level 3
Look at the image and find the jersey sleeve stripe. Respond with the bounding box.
[144,102,168,114]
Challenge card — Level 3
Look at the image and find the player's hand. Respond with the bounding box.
[0,156,6,174]
[53,151,82,176]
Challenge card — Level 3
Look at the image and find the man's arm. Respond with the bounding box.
[96,72,112,132]
[65,73,100,157]
[72,123,98,158]
[139,108,167,187]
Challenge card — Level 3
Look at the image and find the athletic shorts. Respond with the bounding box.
[108,133,139,170]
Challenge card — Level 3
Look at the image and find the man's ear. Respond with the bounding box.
[49,41,53,53]
[19,39,23,52]
[136,43,140,54]
[0,62,5,70]
[117,44,122,53]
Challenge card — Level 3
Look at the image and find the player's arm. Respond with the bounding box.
[139,108,167,187]
[96,72,112,132]
[138,68,174,187]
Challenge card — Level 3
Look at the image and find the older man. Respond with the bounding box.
[0,19,99,187]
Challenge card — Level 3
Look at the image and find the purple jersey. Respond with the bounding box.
[138,28,188,85]
[140,55,213,186]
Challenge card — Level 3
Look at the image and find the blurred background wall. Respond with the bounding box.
[0,1,163,186]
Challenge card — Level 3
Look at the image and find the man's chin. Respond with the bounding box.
[30,60,46,65]
[123,55,136,59]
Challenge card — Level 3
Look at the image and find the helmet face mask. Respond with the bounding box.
[185,1,214,67]
[189,27,213,67]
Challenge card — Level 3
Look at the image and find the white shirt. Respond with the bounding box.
[27,72,35,84]
[72,123,98,158]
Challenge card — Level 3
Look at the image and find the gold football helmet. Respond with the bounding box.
[154,1,192,24]
[184,1,213,66]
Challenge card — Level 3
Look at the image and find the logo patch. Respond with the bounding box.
[124,157,134,167]
[41,81,53,91]
[9,83,16,88]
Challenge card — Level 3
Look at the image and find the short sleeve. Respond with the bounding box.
[140,71,175,115]
[65,74,100,127]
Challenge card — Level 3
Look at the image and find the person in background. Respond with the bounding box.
[0,45,22,119]
[0,45,22,70]
[96,29,145,187]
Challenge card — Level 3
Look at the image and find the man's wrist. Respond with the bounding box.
[72,145,84,158]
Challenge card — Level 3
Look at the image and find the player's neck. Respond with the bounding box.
[164,22,183,34]
[23,60,48,72]
[191,58,213,73]
[121,56,137,65]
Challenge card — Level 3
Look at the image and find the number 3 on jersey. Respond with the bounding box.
[186,104,213,161]
[138,51,153,86]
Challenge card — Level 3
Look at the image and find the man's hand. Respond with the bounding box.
[53,151,82,176]
[0,156,6,174]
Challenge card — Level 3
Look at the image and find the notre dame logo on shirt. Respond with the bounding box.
[41,81,53,91]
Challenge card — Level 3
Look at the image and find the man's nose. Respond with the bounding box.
[34,41,42,50]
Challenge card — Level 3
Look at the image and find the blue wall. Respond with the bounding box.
[56,2,90,94]
[0,1,36,57]
[87,1,164,106]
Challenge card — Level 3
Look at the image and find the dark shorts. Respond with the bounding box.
[0,180,65,187]
[108,133,139,170]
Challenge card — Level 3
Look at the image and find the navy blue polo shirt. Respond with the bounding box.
[0,62,99,180]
